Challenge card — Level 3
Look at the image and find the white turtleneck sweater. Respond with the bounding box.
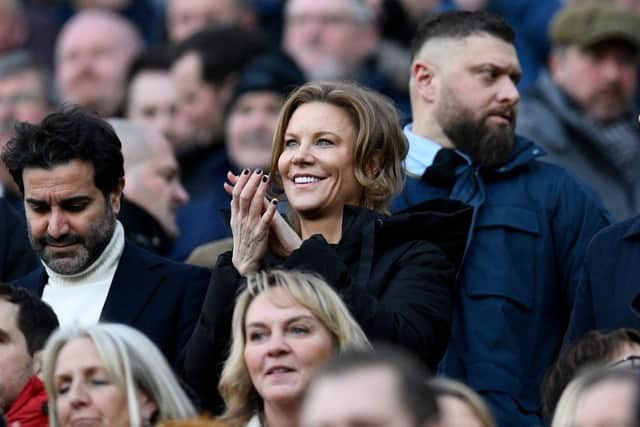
[42,221,125,326]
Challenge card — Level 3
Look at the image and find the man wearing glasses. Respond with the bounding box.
[282,0,410,115]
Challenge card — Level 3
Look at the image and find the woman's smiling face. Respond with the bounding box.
[277,101,363,219]
[243,287,335,406]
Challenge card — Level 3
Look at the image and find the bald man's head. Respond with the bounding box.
[55,10,143,116]
[109,119,164,171]
[108,118,189,238]
[0,0,27,53]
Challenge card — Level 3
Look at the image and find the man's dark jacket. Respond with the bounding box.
[13,241,210,364]
[392,136,610,425]
[0,197,38,282]
[119,197,175,256]
[565,215,640,342]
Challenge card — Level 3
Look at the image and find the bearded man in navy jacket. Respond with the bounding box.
[394,10,610,426]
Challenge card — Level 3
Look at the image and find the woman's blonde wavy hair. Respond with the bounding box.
[218,269,371,426]
[269,81,408,214]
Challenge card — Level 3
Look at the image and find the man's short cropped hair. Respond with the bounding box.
[171,25,267,87]
[1,105,125,197]
[0,284,58,355]
[316,346,440,426]
[126,46,173,85]
[410,10,516,60]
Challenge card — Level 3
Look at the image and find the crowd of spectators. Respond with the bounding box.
[1,1,640,427]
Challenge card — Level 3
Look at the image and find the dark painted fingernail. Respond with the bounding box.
[242,168,250,175]
[262,175,268,183]
[255,168,263,175]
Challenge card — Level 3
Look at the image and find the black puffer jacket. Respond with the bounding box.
[179,199,472,412]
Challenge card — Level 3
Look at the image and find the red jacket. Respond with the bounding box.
[6,376,48,427]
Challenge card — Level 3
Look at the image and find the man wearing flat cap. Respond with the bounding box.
[518,2,640,220]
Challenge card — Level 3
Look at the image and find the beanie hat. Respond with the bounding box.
[227,50,306,113]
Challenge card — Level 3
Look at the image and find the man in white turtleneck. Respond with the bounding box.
[3,106,211,364]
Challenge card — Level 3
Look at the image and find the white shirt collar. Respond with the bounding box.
[403,123,443,176]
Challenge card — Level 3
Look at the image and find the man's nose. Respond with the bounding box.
[497,77,520,105]
[47,209,70,239]
[174,181,189,206]
[600,57,626,82]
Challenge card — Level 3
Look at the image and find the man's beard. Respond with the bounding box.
[295,44,353,81]
[229,131,273,169]
[437,86,517,168]
[585,82,633,123]
[29,202,116,275]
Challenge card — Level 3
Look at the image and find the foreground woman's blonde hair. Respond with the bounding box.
[43,323,197,427]
[430,377,497,427]
[219,269,371,426]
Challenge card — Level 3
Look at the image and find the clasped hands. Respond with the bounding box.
[224,169,302,275]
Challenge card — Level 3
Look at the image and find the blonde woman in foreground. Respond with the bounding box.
[218,269,371,427]
[43,323,197,427]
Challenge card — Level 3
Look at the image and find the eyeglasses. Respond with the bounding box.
[287,13,360,27]
[608,355,640,369]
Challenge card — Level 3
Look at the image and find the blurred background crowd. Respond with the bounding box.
[1,1,640,427]
[0,0,584,260]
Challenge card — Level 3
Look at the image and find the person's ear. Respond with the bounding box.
[139,393,158,424]
[365,151,383,179]
[548,50,563,82]
[32,350,43,377]
[412,59,438,103]
[110,177,125,217]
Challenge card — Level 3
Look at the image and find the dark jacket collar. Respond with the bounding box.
[119,198,173,256]
[99,242,165,324]
[15,241,165,325]
[489,135,546,174]
[338,200,472,283]
[623,216,640,240]
[258,200,471,287]
[387,198,472,270]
